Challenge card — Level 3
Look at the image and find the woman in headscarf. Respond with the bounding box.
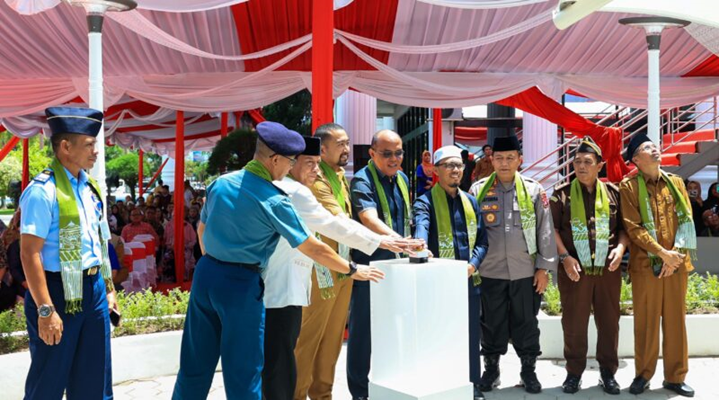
[415,150,434,197]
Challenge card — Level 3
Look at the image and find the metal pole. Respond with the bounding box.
[646,30,662,145]
[87,13,108,206]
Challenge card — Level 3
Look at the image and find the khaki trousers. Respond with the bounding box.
[294,272,353,400]
[630,266,689,383]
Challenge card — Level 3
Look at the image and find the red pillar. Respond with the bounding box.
[221,112,229,138]
[432,108,443,152]
[138,149,144,198]
[234,111,241,130]
[174,111,185,283]
[311,0,334,133]
[21,138,29,190]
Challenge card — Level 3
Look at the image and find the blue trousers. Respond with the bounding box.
[24,272,112,400]
[172,256,265,400]
[347,281,482,397]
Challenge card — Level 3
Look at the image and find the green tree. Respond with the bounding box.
[207,128,257,174]
[9,137,52,178]
[185,160,208,184]
[261,89,312,136]
[0,157,21,207]
[106,152,150,200]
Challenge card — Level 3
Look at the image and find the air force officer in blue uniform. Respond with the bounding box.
[20,107,117,400]
[172,122,369,400]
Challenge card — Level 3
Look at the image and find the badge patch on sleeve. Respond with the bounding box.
[550,195,559,203]
[541,191,550,209]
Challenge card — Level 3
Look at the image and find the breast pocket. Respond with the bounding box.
[480,201,501,227]
[512,201,522,227]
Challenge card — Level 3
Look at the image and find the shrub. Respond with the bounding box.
[0,289,190,355]
[541,272,718,316]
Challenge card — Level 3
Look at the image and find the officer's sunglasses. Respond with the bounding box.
[272,154,298,166]
[374,149,405,159]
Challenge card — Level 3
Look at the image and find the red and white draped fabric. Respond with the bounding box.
[2,0,719,153]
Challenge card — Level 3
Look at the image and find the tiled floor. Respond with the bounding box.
[114,346,719,399]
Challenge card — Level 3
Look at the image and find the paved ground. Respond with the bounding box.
[114,345,719,400]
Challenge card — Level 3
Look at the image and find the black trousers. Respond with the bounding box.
[347,281,371,398]
[263,306,303,400]
[480,276,542,358]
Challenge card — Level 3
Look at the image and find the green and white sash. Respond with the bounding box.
[51,158,113,314]
[431,184,481,285]
[570,178,610,275]
[244,159,273,182]
[319,161,350,214]
[476,172,537,259]
[367,161,410,237]
[637,170,697,275]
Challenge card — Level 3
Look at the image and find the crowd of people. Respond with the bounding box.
[10,107,701,400]
[0,180,205,314]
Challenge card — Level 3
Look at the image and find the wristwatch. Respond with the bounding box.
[38,304,55,318]
[558,252,570,263]
[347,261,358,276]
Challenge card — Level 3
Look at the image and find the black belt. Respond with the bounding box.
[46,265,101,278]
[205,254,261,273]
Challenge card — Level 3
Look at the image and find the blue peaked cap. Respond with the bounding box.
[256,121,305,156]
[45,107,103,137]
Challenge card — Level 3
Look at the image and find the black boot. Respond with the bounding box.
[562,373,582,394]
[519,356,542,394]
[473,383,485,400]
[599,368,621,395]
[479,355,501,392]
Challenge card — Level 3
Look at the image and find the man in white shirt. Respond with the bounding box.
[262,136,419,400]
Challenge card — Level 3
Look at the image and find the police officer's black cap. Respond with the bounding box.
[45,107,103,138]
[492,136,521,152]
[301,136,321,156]
[256,121,305,156]
[625,133,653,162]
[576,136,602,160]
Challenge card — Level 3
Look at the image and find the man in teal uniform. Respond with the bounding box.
[172,122,369,400]
[20,107,117,400]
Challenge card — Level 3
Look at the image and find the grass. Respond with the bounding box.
[0,209,16,215]
[0,288,190,355]
[542,272,719,316]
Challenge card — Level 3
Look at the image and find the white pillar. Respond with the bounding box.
[522,112,559,187]
[161,155,176,192]
[335,91,377,178]
[87,19,107,204]
[647,45,661,144]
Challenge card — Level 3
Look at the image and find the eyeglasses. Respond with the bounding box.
[272,154,298,166]
[374,149,405,159]
[439,162,464,170]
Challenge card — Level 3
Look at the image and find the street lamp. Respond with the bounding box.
[63,0,137,201]
[619,16,690,145]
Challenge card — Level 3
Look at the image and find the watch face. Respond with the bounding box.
[38,305,53,318]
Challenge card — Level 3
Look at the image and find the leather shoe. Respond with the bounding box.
[473,383,485,400]
[599,368,621,395]
[629,376,649,395]
[663,381,695,397]
[562,374,582,394]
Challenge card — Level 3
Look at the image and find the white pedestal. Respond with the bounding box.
[369,258,472,400]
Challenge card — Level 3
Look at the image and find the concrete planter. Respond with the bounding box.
[539,312,719,359]
[0,331,195,400]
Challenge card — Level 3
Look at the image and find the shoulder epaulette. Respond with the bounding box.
[32,169,53,183]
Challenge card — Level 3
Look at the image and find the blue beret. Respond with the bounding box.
[256,121,305,156]
[45,107,103,138]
